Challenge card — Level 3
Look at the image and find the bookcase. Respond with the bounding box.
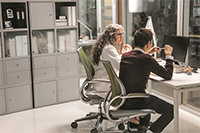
[0,0,79,115]
[0,1,32,114]
[29,0,79,108]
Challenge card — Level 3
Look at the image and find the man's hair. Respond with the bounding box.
[134,28,153,48]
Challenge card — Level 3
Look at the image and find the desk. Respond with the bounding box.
[150,70,200,133]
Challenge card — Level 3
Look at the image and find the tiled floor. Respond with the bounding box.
[0,100,200,133]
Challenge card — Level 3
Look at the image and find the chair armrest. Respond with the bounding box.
[88,79,110,84]
[105,93,149,122]
[121,93,149,99]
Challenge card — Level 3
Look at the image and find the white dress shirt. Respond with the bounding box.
[93,44,121,98]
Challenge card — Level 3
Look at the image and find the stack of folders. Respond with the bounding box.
[56,16,68,26]
[59,6,76,26]
[173,64,184,73]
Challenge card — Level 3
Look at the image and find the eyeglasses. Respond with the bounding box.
[116,33,123,37]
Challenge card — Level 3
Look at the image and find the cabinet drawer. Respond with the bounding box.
[58,64,78,77]
[0,74,4,87]
[0,61,3,74]
[30,2,54,28]
[34,81,57,107]
[5,85,32,113]
[57,53,78,66]
[33,56,56,68]
[34,67,56,81]
[57,78,79,102]
[5,59,30,72]
[6,71,30,85]
[0,88,6,115]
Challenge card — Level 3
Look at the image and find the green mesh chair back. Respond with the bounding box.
[102,60,126,107]
[77,47,95,80]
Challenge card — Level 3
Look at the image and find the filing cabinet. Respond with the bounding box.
[0,1,33,115]
[0,0,79,114]
[29,0,79,108]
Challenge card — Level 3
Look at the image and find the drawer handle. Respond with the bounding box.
[16,64,19,66]
[17,76,20,79]
[44,72,47,75]
[53,90,56,94]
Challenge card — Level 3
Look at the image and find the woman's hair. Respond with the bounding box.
[92,24,124,65]
[134,28,153,48]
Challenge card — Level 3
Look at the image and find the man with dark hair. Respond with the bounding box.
[119,28,174,133]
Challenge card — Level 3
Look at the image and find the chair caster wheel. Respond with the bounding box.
[71,122,78,128]
[118,123,125,130]
[91,128,98,133]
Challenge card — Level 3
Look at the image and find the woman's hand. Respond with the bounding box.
[122,44,132,54]
[148,46,161,54]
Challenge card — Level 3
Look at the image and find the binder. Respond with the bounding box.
[71,6,76,26]
[67,6,72,26]
[9,38,16,57]
[47,32,54,53]
[59,35,65,52]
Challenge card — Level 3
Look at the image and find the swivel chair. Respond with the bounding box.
[71,47,109,133]
[101,60,156,133]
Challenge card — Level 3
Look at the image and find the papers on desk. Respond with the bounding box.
[150,70,200,88]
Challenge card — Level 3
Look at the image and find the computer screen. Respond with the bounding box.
[160,35,190,63]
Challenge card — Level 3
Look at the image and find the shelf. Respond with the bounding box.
[56,25,77,29]
[3,28,28,32]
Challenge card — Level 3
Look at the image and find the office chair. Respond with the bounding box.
[71,47,109,133]
[102,60,156,133]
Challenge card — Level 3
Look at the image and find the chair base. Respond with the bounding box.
[71,112,107,133]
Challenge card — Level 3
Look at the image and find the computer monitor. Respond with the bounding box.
[160,35,190,63]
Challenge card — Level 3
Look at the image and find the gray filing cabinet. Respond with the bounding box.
[0,2,33,115]
[0,0,79,114]
[29,0,79,108]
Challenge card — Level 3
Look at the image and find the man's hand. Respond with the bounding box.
[164,45,173,56]
[148,46,161,54]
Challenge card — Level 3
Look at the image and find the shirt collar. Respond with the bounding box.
[133,47,145,53]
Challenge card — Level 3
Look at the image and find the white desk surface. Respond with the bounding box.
[150,69,200,88]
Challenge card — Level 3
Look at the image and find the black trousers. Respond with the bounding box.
[120,95,174,133]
